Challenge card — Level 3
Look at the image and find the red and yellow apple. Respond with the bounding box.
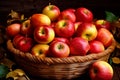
[30,14,51,28]
[96,28,113,48]
[49,41,70,58]
[89,40,105,53]
[75,7,93,22]
[31,44,49,57]
[69,37,90,56]
[6,23,21,38]
[20,19,33,36]
[34,25,55,44]
[89,61,113,80]
[75,22,97,41]
[42,4,60,21]
[54,20,75,38]
[95,19,110,30]
[58,8,76,22]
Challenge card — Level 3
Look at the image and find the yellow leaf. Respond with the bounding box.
[112,57,120,64]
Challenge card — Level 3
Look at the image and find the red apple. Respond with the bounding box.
[75,22,97,41]
[89,61,113,80]
[58,9,76,22]
[75,7,93,22]
[54,20,75,38]
[95,19,110,30]
[30,14,51,28]
[49,41,70,58]
[20,19,33,36]
[89,40,105,53]
[96,28,113,48]
[6,23,21,38]
[13,34,24,48]
[34,25,55,44]
[31,44,49,57]
[42,4,60,21]
[53,37,70,45]
[17,37,34,52]
[69,37,90,56]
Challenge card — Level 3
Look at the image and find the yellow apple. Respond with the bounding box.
[42,5,60,21]
[31,44,49,57]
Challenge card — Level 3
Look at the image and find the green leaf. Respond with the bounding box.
[109,58,113,65]
[105,11,119,23]
[0,64,9,78]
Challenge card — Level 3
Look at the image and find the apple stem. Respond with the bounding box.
[94,68,98,74]
[63,22,67,27]
[39,50,43,54]
[86,34,91,40]
[58,44,64,50]
[49,3,51,6]
[84,10,89,15]
[102,21,105,25]
[21,14,24,20]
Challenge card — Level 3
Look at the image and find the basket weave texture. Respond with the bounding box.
[7,39,116,80]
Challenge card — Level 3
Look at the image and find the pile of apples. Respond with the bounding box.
[6,4,114,58]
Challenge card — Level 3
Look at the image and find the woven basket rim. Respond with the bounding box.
[7,38,116,65]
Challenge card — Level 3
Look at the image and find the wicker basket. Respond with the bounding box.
[7,39,116,80]
[111,19,120,43]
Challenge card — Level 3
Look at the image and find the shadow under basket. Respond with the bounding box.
[7,39,116,80]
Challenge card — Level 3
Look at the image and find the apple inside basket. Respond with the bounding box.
[7,37,116,80]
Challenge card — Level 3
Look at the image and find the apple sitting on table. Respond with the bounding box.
[6,23,21,38]
[34,25,55,44]
[95,19,110,30]
[54,20,75,38]
[30,14,51,28]
[75,7,93,22]
[89,40,105,53]
[58,8,76,22]
[96,28,113,48]
[31,44,49,57]
[75,22,97,41]
[17,37,34,52]
[69,37,90,56]
[20,19,33,36]
[89,61,113,80]
[49,41,70,58]
[42,4,60,21]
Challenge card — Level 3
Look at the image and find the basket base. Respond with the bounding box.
[15,57,94,80]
